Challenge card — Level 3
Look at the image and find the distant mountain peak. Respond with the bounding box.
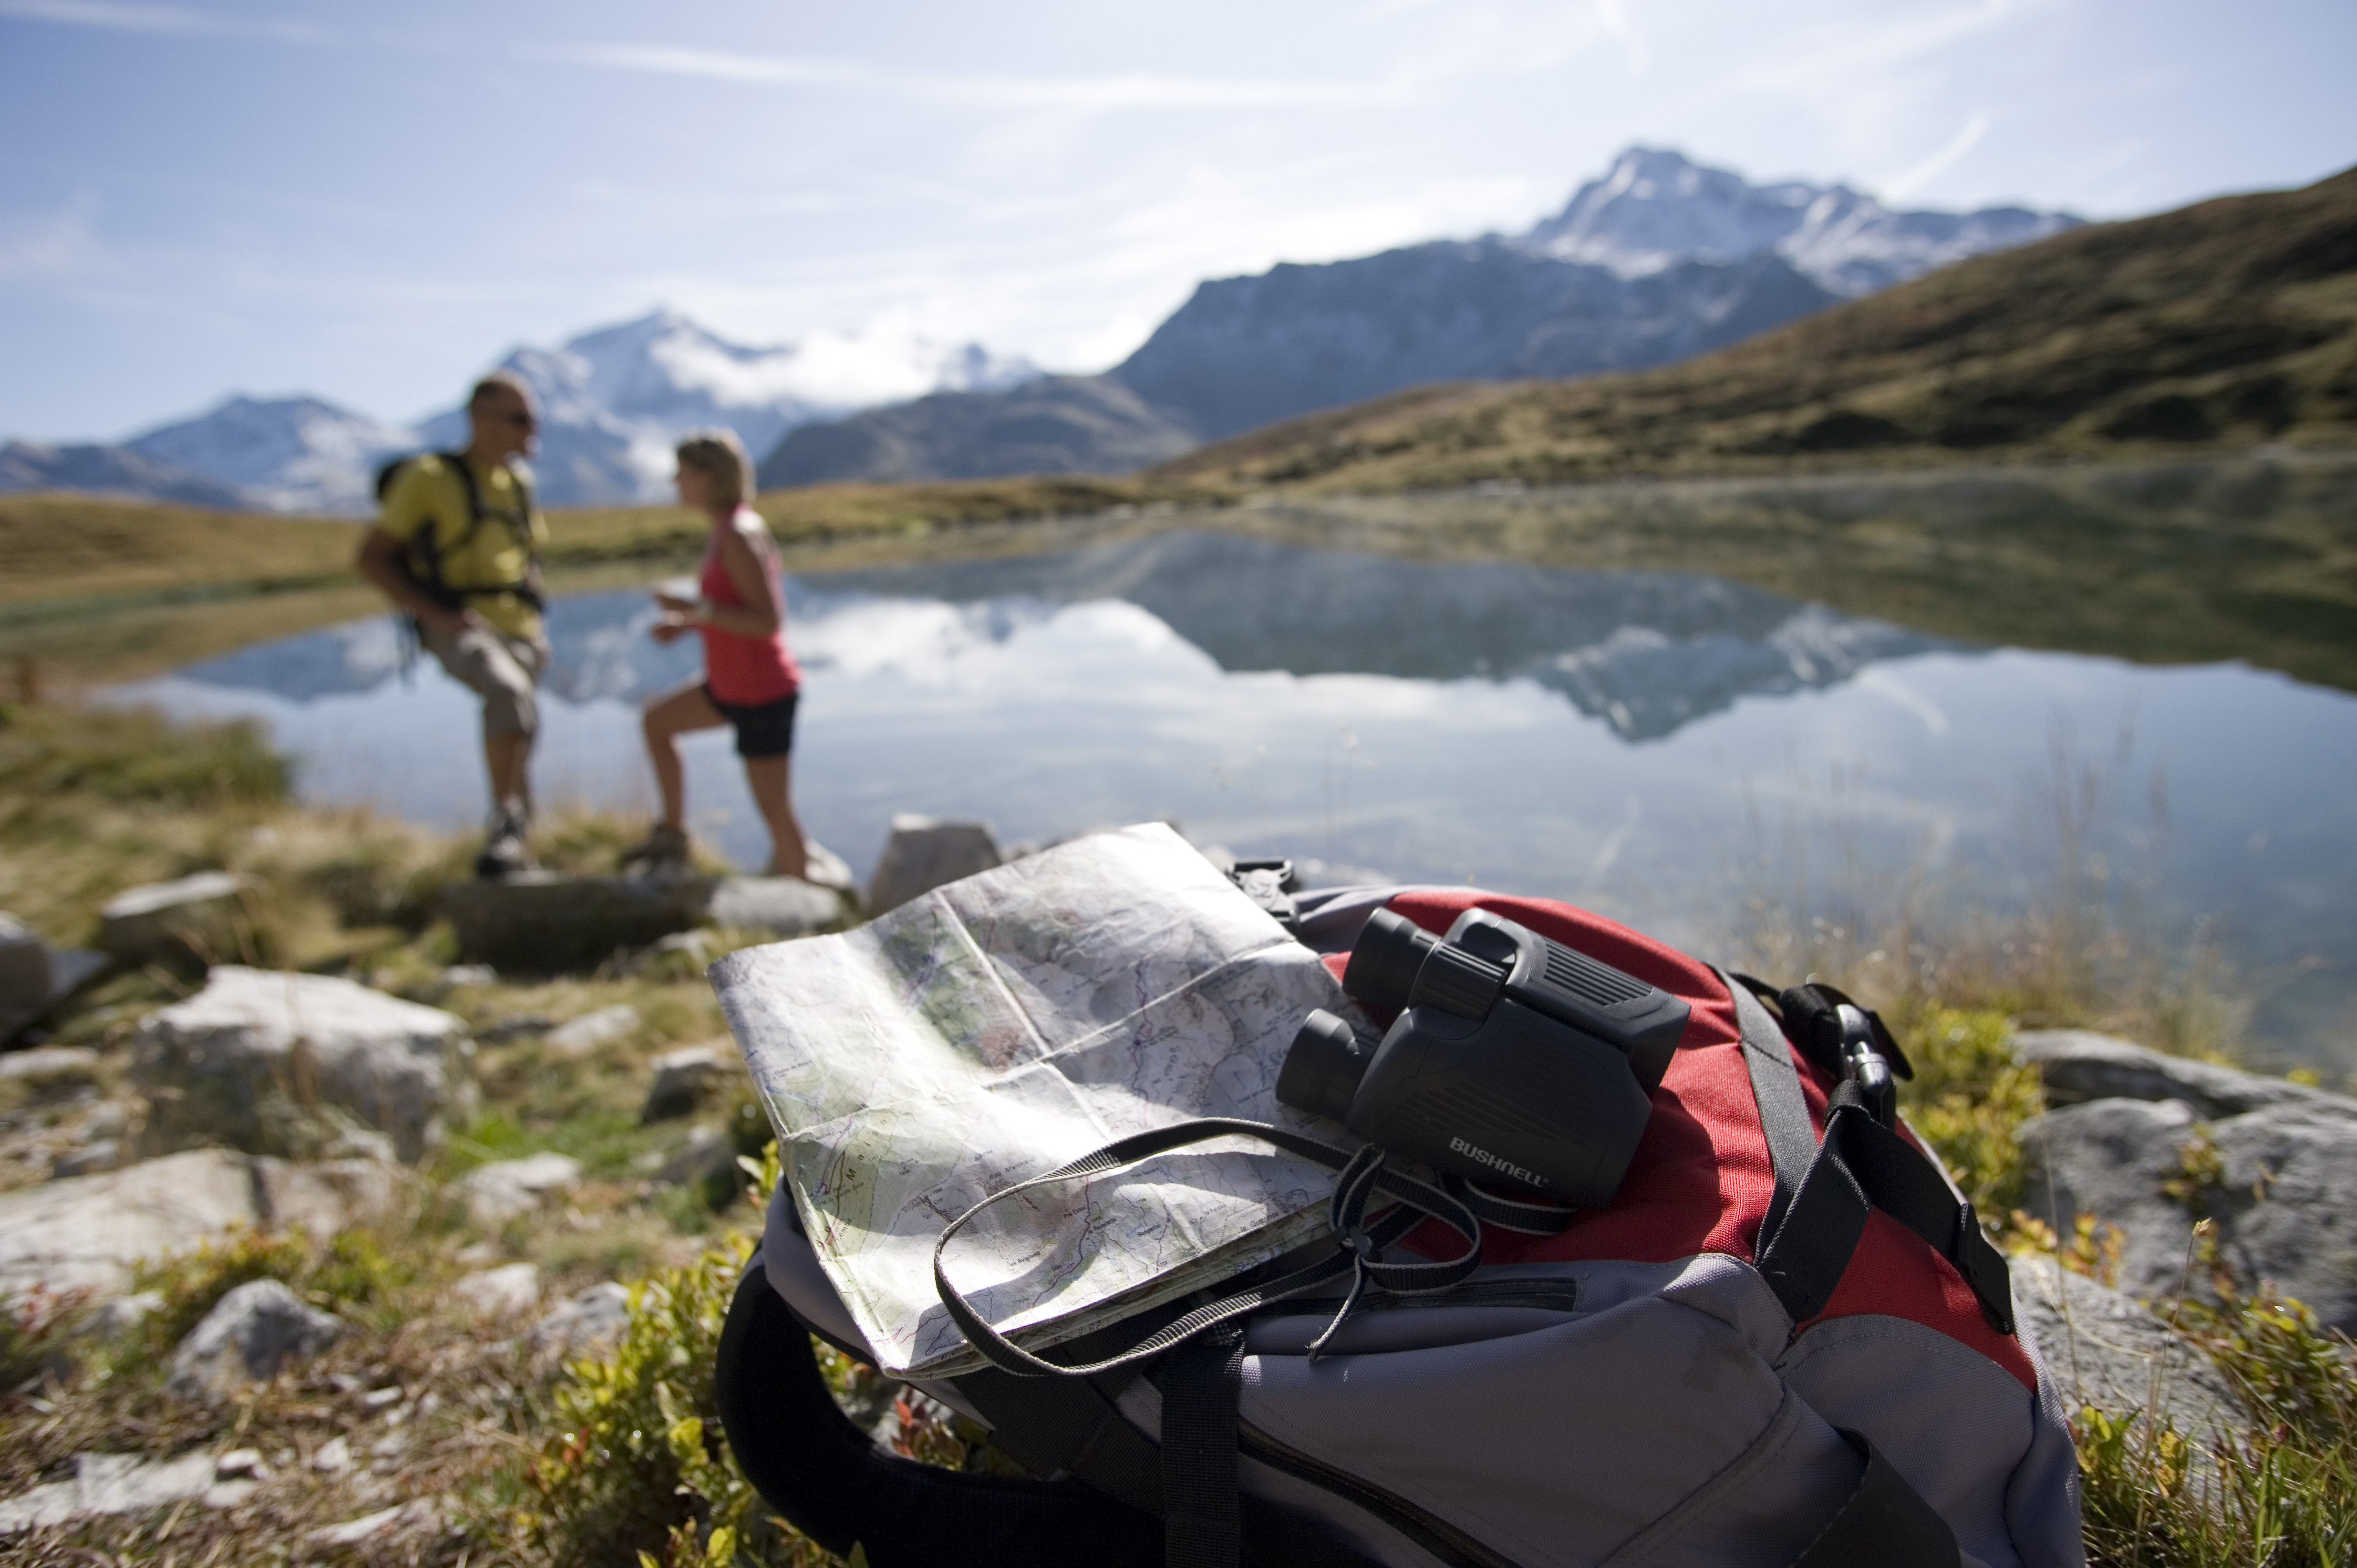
[1515,146,2078,296]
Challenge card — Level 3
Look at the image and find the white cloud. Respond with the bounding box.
[535,40,1413,111]
[0,192,112,281]
[0,0,326,43]
[1883,110,1990,199]
[1589,0,1649,77]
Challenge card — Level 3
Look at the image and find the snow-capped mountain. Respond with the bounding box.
[3,312,1036,514]
[1514,147,2078,297]
[418,311,1039,507]
[126,396,419,514]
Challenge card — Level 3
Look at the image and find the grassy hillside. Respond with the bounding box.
[1154,166,2357,492]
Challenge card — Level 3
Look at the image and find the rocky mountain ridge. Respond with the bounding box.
[760,147,2078,484]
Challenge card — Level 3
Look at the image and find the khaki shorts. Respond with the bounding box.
[423,620,549,739]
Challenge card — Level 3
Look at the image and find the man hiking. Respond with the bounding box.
[356,372,552,878]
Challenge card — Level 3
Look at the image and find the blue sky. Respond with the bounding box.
[2,0,2351,440]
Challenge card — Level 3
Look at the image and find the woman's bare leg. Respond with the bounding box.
[744,754,809,879]
[641,682,727,828]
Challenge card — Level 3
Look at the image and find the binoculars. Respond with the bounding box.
[1278,907,1690,1206]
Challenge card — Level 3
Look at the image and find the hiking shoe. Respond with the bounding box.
[475,803,534,880]
[619,821,692,878]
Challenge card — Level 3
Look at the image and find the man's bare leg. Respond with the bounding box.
[485,729,532,817]
[745,755,809,880]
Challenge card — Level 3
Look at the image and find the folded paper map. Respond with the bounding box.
[710,823,1354,1379]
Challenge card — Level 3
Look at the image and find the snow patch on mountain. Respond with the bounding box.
[1515,147,2077,296]
[126,396,418,514]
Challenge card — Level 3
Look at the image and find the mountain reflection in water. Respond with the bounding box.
[119,531,2357,1072]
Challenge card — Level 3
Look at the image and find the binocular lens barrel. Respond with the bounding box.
[1341,908,1442,1014]
[1277,1009,1372,1123]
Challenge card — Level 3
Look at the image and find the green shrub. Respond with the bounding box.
[130,1225,414,1354]
[1893,1005,2044,1226]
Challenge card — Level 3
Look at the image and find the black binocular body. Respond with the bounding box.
[1278,907,1690,1206]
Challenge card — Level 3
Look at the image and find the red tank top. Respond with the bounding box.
[698,509,801,705]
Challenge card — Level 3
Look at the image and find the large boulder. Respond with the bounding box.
[164,1278,346,1401]
[2012,1254,2249,1443]
[707,875,848,938]
[0,1148,397,1302]
[97,871,255,967]
[2020,1096,2357,1331]
[867,815,1001,915]
[2014,1029,2357,1122]
[441,873,714,972]
[130,966,471,1163]
[641,1044,734,1122]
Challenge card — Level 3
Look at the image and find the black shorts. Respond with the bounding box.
[704,684,797,759]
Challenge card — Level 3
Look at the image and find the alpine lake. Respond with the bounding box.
[97,457,2357,1079]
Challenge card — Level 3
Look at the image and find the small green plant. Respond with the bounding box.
[1894,1005,2044,1227]
[129,1225,414,1354]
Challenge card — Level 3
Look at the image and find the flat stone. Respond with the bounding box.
[311,1498,437,1545]
[131,965,471,1163]
[0,1482,78,1535]
[2014,1029,2357,1122]
[460,1152,583,1225]
[0,1046,101,1084]
[164,1278,344,1400]
[73,1451,219,1515]
[641,1044,733,1122]
[1,914,105,1041]
[2013,1254,2249,1442]
[2022,1097,2357,1331]
[441,873,714,973]
[545,1004,638,1057]
[310,1436,352,1474]
[529,1280,631,1357]
[709,875,847,938]
[451,1261,540,1318]
[0,1147,397,1303]
[98,871,254,967]
[867,815,1002,915]
[801,840,857,897]
[50,1139,120,1179]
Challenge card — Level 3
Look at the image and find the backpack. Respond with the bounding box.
[713,884,2086,1568]
[372,450,544,612]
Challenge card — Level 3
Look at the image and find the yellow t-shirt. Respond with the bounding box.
[377,454,550,638]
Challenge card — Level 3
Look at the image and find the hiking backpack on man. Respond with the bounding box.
[355,372,550,878]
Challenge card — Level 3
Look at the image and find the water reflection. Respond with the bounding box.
[116,532,2357,1071]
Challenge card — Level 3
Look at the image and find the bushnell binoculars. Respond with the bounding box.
[1278,907,1690,1205]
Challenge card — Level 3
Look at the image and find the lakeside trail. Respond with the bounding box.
[2,700,2356,1564]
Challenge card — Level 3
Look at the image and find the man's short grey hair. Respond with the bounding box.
[676,428,754,510]
[469,370,536,410]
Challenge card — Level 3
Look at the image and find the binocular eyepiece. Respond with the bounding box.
[1278,908,1690,1205]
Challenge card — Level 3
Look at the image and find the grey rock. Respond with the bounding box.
[441,873,713,972]
[641,1045,733,1122]
[311,1498,440,1544]
[72,1451,220,1516]
[530,1280,632,1357]
[0,1147,397,1302]
[2022,1097,2357,1331]
[545,1003,638,1057]
[0,1479,79,1535]
[310,1435,352,1473]
[165,1278,345,1400]
[451,1262,540,1318]
[0,1045,101,1085]
[50,1138,120,1178]
[867,816,1002,915]
[656,1125,738,1188]
[2013,1254,2249,1442]
[98,871,255,967]
[708,875,846,938]
[131,966,471,1163]
[76,1290,163,1339]
[1,914,106,1041]
[460,1152,582,1225]
[2014,1029,2357,1122]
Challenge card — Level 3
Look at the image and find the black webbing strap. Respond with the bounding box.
[932,1117,1482,1380]
[406,451,544,612]
[1756,1102,2015,1333]
[957,1368,1165,1515]
[713,1261,1161,1567]
[1792,1428,1962,1567]
[1161,1323,1248,1568]
[1720,971,1819,1245]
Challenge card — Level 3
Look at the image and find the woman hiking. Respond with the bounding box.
[621,429,810,880]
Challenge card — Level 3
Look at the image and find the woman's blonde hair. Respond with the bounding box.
[676,428,753,510]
